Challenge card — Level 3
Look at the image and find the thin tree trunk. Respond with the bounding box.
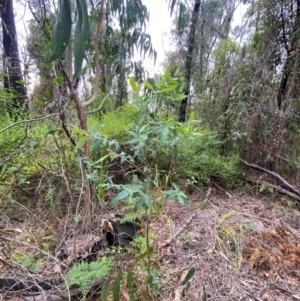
[277,0,300,110]
[179,0,200,122]
[0,0,28,117]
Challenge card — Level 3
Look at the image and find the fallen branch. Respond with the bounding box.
[241,160,300,196]
[251,179,300,202]
[162,212,197,248]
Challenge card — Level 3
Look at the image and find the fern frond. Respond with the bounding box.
[120,211,141,224]
[65,257,114,297]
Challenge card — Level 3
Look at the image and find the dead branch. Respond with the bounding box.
[251,179,300,202]
[242,159,300,196]
[0,114,59,133]
[162,212,197,248]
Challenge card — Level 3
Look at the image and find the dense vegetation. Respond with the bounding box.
[1,0,300,300]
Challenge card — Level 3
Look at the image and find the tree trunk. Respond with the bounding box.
[0,0,28,117]
[179,0,200,122]
[277,0,300,110]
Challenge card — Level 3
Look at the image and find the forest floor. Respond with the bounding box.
[1,180,300,301]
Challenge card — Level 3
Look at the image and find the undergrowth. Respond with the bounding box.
[176,129,242,188]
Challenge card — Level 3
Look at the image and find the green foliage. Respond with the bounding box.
[65,257,114,298]
[143,66,186,115]
[49,0,89,78]
[74,0,89,78]
[49,0,71,61]
[176,129,241,187]
[90,104,139,139]
[12,253,44,273]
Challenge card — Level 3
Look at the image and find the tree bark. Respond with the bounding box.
[0,0,28,117]
[179,0,200,122]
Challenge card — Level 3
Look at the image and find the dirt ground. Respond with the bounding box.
[1,186,300,301]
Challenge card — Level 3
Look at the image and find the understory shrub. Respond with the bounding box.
[176,129,242,187]
[89,104,138,140]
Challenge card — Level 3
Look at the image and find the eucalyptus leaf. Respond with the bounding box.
[181,267,195,286]
[110,189,130,206]
[74,0,89,78]
[76,136,89,150]
[145,81,154,91]
[49,0,71,62]
[130,76,141,92]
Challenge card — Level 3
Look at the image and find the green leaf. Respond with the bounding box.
[178,3,187,31]
[74,0,89,78]
[174,67,180,76]
[160,126,169,146]
[169,0,177,17]
[113,271,122,301]
[110,189,130,206]
[15,80,26,85]
[55,77,64,85]
[44,89,51,98]
[44,61,53,68]
[87,172,98,182]
[49,0,72,62]
[91,139,101,157]
[181,267,195,286]
[93,154,109,165]
[127,270,135,301]
[145,81,154,91]
[161,85,178,93]
[76,136,89,150]
[130,76,141,92]
[101,279,109,301]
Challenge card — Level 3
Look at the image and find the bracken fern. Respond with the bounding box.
[65,257,114,298]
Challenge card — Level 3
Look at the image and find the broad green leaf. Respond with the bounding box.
[140,133,148,140]
[178,192,188,204]
[145,81,154,91]
[74,0,89,78]
[44,89,51,98]
[174,67,180,76]
[110,189,130,206]
[49,0,71,62]
[160,126,169,146]
[76,136,89,150]
[129,76,141,92]
[165,190,177,200]
[165,74,178,85]
[91,139,101,157]
[161,85,178,93]
[72,127,86,136]
[181,267,195,285]
[55,77,64,85]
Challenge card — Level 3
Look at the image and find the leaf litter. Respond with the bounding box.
[1,188,300,300]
